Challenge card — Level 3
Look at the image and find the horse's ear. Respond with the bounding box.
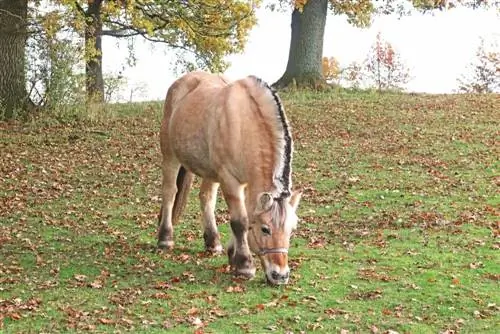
[256,192,274,212]
[289,190,302,212]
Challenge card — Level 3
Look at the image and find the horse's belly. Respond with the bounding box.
[176,151,216,179]
[172,133,217,179]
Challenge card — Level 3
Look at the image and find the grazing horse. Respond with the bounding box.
[157,71,302,285]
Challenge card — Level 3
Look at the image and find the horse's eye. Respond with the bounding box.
[261,225,271,235]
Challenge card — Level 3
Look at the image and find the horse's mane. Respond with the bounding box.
[243,75,293,199]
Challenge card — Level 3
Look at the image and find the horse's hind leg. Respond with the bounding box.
[157,160,181,249]
[199,179,223,254]
[220,182,255,278]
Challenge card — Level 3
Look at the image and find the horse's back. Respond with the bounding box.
[164,71,228,116]
[161,71,228,139]
[161,71,277,183]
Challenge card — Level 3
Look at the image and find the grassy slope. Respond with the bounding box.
[0,91,499,333]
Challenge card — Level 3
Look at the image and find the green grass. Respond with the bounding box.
[1,91,499,333]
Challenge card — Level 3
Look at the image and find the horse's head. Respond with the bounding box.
[248,191,302,285]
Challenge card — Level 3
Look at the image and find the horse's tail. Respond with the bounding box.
[171,166,194,225]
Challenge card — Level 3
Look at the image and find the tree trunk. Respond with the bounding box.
[273,0,328,89]
[0,0,28,119]
[85,0,104,103]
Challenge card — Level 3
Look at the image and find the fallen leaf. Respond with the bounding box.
[473,310,484,318]
[226,285,244,293]
[90,280,102,289]
[382,309,392,316]
[189,316,203,328]
[99,318,114,325]
[162,320,173,329]
[255,304,265,311]
[209,307,227,317]
[152,292,170,299]
[187,307,199,316]
[74,274,87,282]
[469,262,483,269]
[155,281,172,289]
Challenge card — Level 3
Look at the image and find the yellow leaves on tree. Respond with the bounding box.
[322,56,341,82]
[329,0,374,27]
[40,12,62,40]
[293,0,373,23]
[46,0,258,73]
[294,0,309,12]
[291,0,484,27]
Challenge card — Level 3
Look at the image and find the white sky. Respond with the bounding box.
[102,6,499,102]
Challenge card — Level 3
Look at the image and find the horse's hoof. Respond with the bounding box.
[234,266,256,279]
[157,240,174,250]
[206,244,224,255]
[229,252,255,277]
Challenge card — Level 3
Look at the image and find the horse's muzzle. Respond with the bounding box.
[272,270,289,282]
[266,269,290,285]
[265,261,290,285]
[257,248,290,285]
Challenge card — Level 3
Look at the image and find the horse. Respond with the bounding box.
[157,71,302,285]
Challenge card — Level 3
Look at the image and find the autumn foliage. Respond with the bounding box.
[27,0,258,104]
[322,56,341,83]
[322,32,410,91]
[457,38,499,93]
[364,32,410,91]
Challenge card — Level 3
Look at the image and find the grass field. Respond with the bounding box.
[1,90,499,333]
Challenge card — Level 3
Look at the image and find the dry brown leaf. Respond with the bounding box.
[99,318,114,325]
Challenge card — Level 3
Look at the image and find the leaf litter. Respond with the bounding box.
[1,94,499,332]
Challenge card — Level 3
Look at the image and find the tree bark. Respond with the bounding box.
[85,0,104,103]
[273,0,328,89]
[0,0,28,119]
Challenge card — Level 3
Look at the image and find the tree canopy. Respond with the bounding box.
[52,0,257,71]
[0,0,258,110]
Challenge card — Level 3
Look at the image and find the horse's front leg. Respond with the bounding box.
[199,179,223,254]
[221,183,255,278]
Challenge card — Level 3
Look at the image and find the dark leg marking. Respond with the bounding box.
[230,219,246,242]
[229,219,254,277]
[203,231,221,251]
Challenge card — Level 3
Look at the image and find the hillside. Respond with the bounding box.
[1,91,499,333]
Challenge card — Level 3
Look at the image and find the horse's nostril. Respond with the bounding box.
[270,270,289,282]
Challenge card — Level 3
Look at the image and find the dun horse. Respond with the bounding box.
[157,71,301,285]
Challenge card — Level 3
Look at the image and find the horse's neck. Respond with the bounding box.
[240,113,282,214]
